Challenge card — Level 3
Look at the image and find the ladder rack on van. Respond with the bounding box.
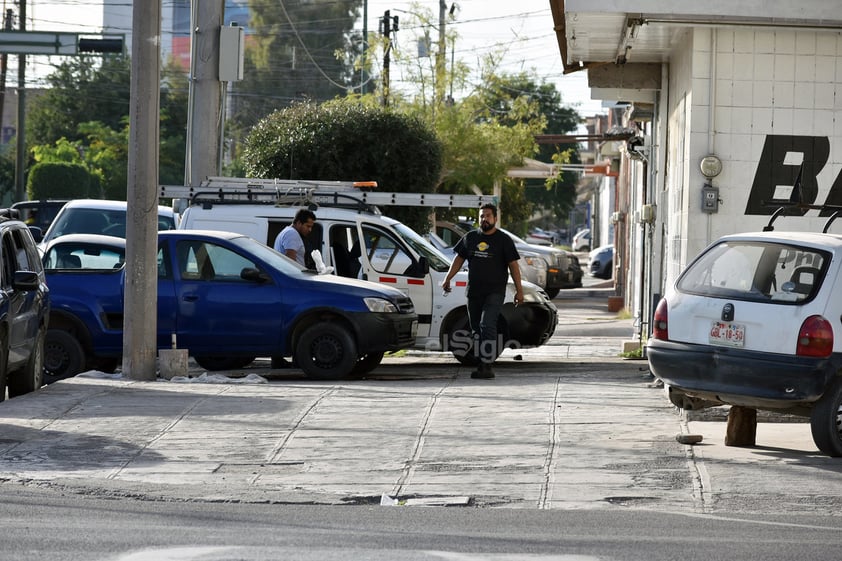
[160,177,497,211]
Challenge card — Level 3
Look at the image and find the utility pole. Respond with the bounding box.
[360,0,367,94]
[15,0,25,202]
[435,0,446,107]
[0,9,12,144]
[380,10,397,106]
[122,0,161,381]
[185,0,224,186]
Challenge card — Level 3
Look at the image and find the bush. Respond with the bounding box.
[27,162,93,199]
[242,100,443,231]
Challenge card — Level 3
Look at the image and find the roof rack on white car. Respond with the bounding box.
[160,177,497,212]
[762,165,842,232]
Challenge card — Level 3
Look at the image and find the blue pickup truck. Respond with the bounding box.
[41,231,418,381]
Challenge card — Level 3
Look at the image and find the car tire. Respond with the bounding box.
[445,314,505,366]
[351,351,385,376]
[8,327,45,398]
[810,377,842,457]
[193,356,255,371]
[44,329,86,383]
[545,287,560,299]
[294,323,357,380]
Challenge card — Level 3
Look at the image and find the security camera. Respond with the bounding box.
[627,136,645,152]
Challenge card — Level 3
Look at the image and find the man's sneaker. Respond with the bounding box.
[470,363,495,379]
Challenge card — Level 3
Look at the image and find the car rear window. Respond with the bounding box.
[676,241,830,303]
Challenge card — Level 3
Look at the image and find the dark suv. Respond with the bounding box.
[0,209,50,400]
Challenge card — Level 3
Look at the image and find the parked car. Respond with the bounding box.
[0,209,49,401]
[41,231,418,382]
[435,221,582,298]
[572,228,591,252]
[647,230,842,456]
[11,199,69,240]
[588,244,614,279]
[39,199,176,247]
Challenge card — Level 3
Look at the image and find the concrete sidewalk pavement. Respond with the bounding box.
[1,294,840,513]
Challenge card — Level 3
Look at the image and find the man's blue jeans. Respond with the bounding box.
[467,291,505,365]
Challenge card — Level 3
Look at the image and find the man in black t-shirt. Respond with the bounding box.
[441,204,524,379]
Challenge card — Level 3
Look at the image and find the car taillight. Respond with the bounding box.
[796,315,833,357]
[653,298,668,340]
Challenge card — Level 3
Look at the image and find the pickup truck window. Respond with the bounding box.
[176,240,258,282]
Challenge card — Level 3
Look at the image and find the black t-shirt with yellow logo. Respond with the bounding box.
[454,229,520,296]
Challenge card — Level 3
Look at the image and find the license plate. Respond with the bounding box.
[709,321,745,347]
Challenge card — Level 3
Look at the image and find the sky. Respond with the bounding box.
[21,0,604,118]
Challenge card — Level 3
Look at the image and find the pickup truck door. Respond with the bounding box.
[166,238,283,353]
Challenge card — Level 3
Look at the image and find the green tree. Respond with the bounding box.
[26,162,93,199]
[26,57,189,197]
[27,55,131,147]
[242,98,442,231]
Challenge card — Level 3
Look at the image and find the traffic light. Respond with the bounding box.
[78,38,123,54]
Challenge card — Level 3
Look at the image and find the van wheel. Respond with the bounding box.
[44,329,85,383]
[294,323,356,380]
[193,356,255,371]
[810,377,842,457]
[351,352,384,376]
[8,328,45,397]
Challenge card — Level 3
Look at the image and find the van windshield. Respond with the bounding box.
[392,223,452,271]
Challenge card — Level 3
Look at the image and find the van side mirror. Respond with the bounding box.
[405,256,429,278]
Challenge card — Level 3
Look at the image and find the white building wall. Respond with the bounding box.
[655,25,842,292]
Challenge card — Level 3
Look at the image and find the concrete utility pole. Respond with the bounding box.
[122,0,162,381]
[185,0,224,186]
[15,0,25,202]
[436,0,446,106]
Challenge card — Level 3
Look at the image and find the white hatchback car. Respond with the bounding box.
[647,231,842,456]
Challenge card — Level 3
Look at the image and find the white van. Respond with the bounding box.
[171,180,558,363]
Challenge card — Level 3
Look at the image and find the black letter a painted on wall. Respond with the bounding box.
[744,135,829,215]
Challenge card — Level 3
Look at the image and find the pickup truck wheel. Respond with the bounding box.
[44,330,85,383]
[193,356,255,371]
[295,323,357,380]
[8,328,45,397]
[810,377,842,457]
[545,287,560,299]
[351,351,384,376]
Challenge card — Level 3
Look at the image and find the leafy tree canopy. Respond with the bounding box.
[242,98,442,231]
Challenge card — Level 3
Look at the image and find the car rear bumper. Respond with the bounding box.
[547,268,583,289]
[647,338,840,408]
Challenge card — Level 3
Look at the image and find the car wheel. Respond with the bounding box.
[193,356,255,371]
[810,377,842,457]
[545,287,560,299]
[44,329,86,383]
[445,314,506,365]
[351,351,385,376]
[8,328,45,397]
[294,323,357,380]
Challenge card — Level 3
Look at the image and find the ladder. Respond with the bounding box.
[159,177,497,210]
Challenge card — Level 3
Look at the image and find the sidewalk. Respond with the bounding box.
[0,295,839,513]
